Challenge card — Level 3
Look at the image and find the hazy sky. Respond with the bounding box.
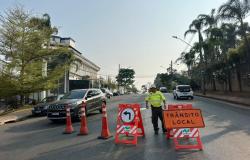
[0,0,226,88]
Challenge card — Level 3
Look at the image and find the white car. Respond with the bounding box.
[173,85,193,100]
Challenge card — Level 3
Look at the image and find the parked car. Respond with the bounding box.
[113,91,120,96]
[47,89,106,122]
[32,95,64,116]
[159,87,168,93]
[101,88,113,99]
[173,85,193,100]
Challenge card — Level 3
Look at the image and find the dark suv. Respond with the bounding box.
[32,95,64,116]
[47,89,106,122]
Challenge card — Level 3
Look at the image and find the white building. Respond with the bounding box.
[0,35,101,101]
[50,36,100,80]
[34,36,100,101]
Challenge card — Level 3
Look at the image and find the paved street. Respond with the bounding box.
[0,94,250,160]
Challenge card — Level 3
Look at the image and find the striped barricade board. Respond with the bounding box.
[115,104,145,145]
[163,104,205,150]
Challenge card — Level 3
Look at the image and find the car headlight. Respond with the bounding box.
[44,105,49,110]
[68,102,78,108]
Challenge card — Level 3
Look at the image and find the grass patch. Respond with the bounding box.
[0,105,33,116]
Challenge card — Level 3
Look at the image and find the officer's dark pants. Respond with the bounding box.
[151,106,165,132]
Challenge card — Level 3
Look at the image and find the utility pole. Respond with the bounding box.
[118,64,120,92]
[168,60,174,85]
[170,60,173,76]
[167,60,175,76]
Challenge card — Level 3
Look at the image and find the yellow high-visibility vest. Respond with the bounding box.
[145,91,166,107]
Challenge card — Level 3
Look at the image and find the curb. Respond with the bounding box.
[0,113,32,126]
[16,114,33,122]
[195,94,250,107]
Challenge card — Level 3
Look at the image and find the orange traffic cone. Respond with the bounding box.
[78,101,88,135]
[63,105,74,134]
[98,102,112,139]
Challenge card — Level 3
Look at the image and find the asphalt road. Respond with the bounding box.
[0,93,250,160]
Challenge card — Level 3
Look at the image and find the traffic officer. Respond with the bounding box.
[145,84,167,135]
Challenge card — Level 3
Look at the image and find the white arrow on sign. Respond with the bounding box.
[121,108,135,123]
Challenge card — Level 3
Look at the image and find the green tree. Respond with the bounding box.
[176,50,195,76]
[127,84,138,94]
[184,18,204,64]
[218,0,250,62]
[0,7,73,105]
[116,68,135,91]
[154,73,191,91]
[199,9,218,37]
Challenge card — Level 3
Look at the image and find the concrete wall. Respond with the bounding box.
[205,65,250,92]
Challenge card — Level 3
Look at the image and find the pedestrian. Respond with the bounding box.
[145,84,167,135]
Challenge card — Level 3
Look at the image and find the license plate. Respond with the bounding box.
[35,110,41,113]
[52,113,59,116]
[183,92,187,94]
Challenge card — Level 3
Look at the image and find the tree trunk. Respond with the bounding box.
[20,95,25,106]
[198,31,206,95]
[198,31,204,64]
[224,80,227,93]
[202,75,206,95]
[227,70,232,92]
[240,19,250,70]
[236,67,242,92]
[212,78,216,91]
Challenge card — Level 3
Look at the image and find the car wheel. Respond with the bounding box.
[191,97,194,100]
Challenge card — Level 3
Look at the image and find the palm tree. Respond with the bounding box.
[199,9,219,37]
[196,9,222,91]
[184,18,205,65]
[185,17,211,94]
[218,0,250,60]
[220,23,238,91]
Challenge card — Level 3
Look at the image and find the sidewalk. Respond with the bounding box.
[195,91,250,106]
[0,108,32,126]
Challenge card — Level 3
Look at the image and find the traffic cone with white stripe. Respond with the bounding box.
[98,102,112,139]
[63,105,74,134]
[78,101,88,135]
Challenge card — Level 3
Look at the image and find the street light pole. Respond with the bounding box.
[172,35,206,95]
[172,36,192,47]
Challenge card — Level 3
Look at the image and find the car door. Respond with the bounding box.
[86,90,95,110]
[93,89,102,109]
[89,89,99,109]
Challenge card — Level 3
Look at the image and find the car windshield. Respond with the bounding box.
[178,86,191,91]
[62,90,87,99]
[41,96,56,103]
